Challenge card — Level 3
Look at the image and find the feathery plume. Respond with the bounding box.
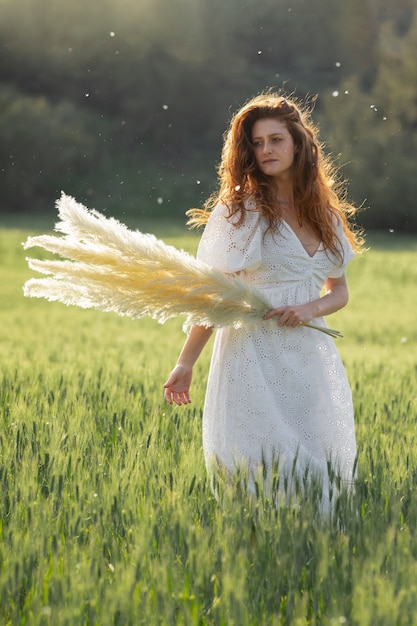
[23,193,342,337]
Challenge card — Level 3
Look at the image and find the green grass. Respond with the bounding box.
[1,223,417,625]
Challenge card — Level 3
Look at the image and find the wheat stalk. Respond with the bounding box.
[22,193,342,338]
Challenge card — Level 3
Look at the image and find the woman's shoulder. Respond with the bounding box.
[198,197,265,272]
[209,196,260,226]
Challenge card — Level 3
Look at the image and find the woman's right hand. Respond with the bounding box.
[163,364,193,405]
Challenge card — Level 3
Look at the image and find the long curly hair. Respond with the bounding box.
[187,91,364,256]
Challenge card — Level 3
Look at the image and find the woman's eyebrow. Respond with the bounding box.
[252,132,284,140]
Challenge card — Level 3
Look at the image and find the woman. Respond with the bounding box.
[164,92,363,504]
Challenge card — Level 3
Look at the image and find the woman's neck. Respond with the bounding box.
[274,180,294,208]
[277,197,294,209]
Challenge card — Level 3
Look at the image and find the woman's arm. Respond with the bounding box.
[164,325,214,405]
[263,274,349,328]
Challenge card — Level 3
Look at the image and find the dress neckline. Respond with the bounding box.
[281,219,323,258]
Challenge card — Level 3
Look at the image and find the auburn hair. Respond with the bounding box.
[187,91,364,257]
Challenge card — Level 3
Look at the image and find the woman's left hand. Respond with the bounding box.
[263,303,315,328]
[263,276,349,328]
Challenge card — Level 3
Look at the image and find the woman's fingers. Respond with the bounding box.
[263,308,283,320]
[164,388,191,405]
[163,374,191,405]
[264,306,306,327]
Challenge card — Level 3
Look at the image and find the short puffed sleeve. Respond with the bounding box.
[327,218,355,278]
[196,202,265,273]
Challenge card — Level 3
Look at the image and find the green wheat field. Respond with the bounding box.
[1,222,417,625]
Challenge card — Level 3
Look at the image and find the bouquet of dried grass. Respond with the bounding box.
[23,193,341,337]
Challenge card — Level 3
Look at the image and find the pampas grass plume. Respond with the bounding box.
[23,193,342,338]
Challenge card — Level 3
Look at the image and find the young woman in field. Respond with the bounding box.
[164,91,363,504]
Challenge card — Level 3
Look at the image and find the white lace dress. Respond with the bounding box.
[196,200,356,500]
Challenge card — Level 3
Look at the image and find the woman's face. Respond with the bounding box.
[251,118,296,182]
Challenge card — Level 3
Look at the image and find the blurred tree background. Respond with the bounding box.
[0,0,416,230]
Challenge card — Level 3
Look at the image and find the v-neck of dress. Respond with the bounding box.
[282,219,323,258]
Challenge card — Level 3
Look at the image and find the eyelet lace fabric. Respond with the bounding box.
[196,201,356,501]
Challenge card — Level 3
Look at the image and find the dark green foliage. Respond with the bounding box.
[0,0,416,230]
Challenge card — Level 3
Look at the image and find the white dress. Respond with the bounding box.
[196,200,356,501]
